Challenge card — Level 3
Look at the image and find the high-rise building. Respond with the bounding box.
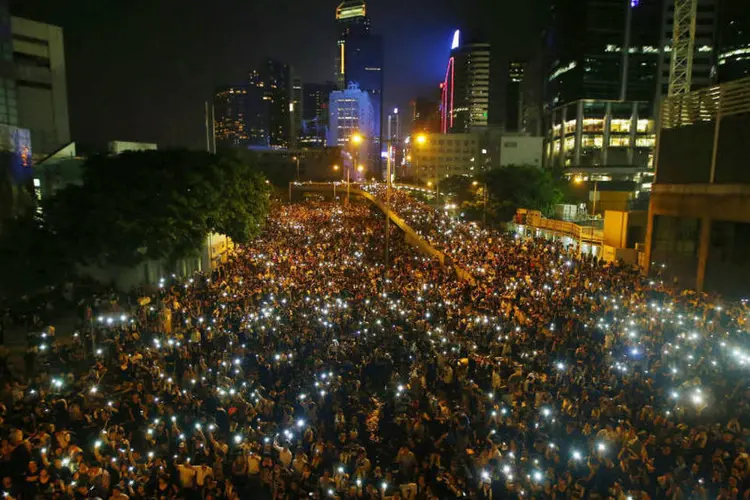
[545,0,662,110]
[505,61,525,132]
[11,16,70,155]
[716,0,750,82]
[214,86,250,149]
[302,82,337,123]
[291,76,302,148]
[327,83,374,147]
[213,85,270,150]
[344,33,383,146]
[300,82,337,148]
[411,98,440,134]
[327,83,374,175]
[259,59,293,149]
[656,0,717,101]
[334,0,383,174]
[521,52,545,136]
[335,0,370,90]
[441,31,491,133]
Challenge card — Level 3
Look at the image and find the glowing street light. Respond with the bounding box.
[351,133,363,145]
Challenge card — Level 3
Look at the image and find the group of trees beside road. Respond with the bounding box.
[0,150,270,301]
[440,164,568,225]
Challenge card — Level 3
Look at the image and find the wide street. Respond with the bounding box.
[4,190,749,499]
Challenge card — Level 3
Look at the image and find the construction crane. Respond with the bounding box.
[667,0,699,96]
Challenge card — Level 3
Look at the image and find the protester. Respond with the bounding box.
[2,198,750,500]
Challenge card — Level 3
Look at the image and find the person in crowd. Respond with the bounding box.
[2,200,749,500]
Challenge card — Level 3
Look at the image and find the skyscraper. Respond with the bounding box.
[291,75,302,148]
[302,82,337,123]
[334,0,383,173]
[213,85,270,150]
[327,83,374,148]
[259,59,293,149]
[335,0,370,90]
[505,61,526,132]
[716,0,750,82]
[327,83,374,176]
[545,0,662,109]
[441,31,491,133]
[411,98,440,134]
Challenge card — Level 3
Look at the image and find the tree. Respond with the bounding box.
[481,165,564,223]
[440,175,476,205]
[44,150,270,268]
[0,213,70,301]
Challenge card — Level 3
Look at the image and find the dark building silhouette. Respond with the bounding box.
[259,59,294,149]
[716,0,750,82]
[411,98,440,134]
[545,0,662,109]
[506,61,525,132]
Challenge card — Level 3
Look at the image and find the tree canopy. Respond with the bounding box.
[0,150,270,299]
[480,165,565,223]
[46,150,270,267]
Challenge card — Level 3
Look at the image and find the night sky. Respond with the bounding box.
[11,0,545,150]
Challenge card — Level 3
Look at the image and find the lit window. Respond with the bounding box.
[609,136,631,147]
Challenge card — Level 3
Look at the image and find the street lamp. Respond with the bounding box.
[348,134,364,204]
[332,165,340,200]
[292,156,301,181]
[574,176,599,217]
[414,134,428,186]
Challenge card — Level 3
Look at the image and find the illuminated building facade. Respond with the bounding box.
[545,0,661,109]
[260,59,295,149]
[327,83,374,148]
[716,0,750,82]
[441,31,491,133]
[506,61,525,132]
[335,0,370,90]
[334,0,383,174]
[411,132,480,184]
[214,85,269,149]
[546,99,656,173]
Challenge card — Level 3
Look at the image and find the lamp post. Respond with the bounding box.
[332,165,340,201]
[415,134,427,186]
[348,133,364,204]
[574,175,599,217]
[293,156,300,181]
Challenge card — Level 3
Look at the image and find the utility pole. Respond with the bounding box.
[385,139,391,292]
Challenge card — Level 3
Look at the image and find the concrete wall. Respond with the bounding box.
[500,135,543,167]
[11,16,70,155]
[646,185,750,295]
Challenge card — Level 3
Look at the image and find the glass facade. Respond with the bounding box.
[546,0,661,109]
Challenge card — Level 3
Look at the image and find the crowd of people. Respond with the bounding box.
[3,194,750,499]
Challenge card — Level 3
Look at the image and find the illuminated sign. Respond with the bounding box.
[451,30,460,50]
[630,0,639,6]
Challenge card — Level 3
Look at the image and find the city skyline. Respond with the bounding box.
[9,0,544,150]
